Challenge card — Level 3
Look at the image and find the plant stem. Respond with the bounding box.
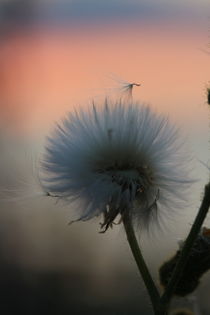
[123,213,162,314]
[161,183,210,304]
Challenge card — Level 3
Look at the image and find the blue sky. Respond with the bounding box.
[38,1,210,25]
[0,0,210,28]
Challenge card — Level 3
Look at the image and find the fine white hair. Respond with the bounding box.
[41,98,193,231]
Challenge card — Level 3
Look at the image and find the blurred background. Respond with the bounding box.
[0,0,210,314]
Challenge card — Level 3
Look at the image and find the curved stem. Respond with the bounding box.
[123,213,161,314]
[161,183,210,304]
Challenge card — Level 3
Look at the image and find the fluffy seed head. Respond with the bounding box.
[42,99,193,231]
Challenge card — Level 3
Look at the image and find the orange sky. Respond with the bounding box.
[0,24,209,137]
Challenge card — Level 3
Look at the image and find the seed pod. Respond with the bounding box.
[159,227,210,296]
[207,88,210,105]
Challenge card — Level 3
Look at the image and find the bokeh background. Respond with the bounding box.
[0,1,210,314]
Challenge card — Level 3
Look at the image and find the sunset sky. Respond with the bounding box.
[0,1,209,134]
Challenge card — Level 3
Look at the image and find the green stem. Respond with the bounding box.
[161,183,210,304]
[123,213,162,314]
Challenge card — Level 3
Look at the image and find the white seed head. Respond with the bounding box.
[41,99,193,231]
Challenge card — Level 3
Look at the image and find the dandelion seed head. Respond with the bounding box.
[41,98,193,231]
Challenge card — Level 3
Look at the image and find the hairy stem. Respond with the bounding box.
[123,213,163,314]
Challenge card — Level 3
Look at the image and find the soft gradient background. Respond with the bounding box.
[0,1,210,314]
